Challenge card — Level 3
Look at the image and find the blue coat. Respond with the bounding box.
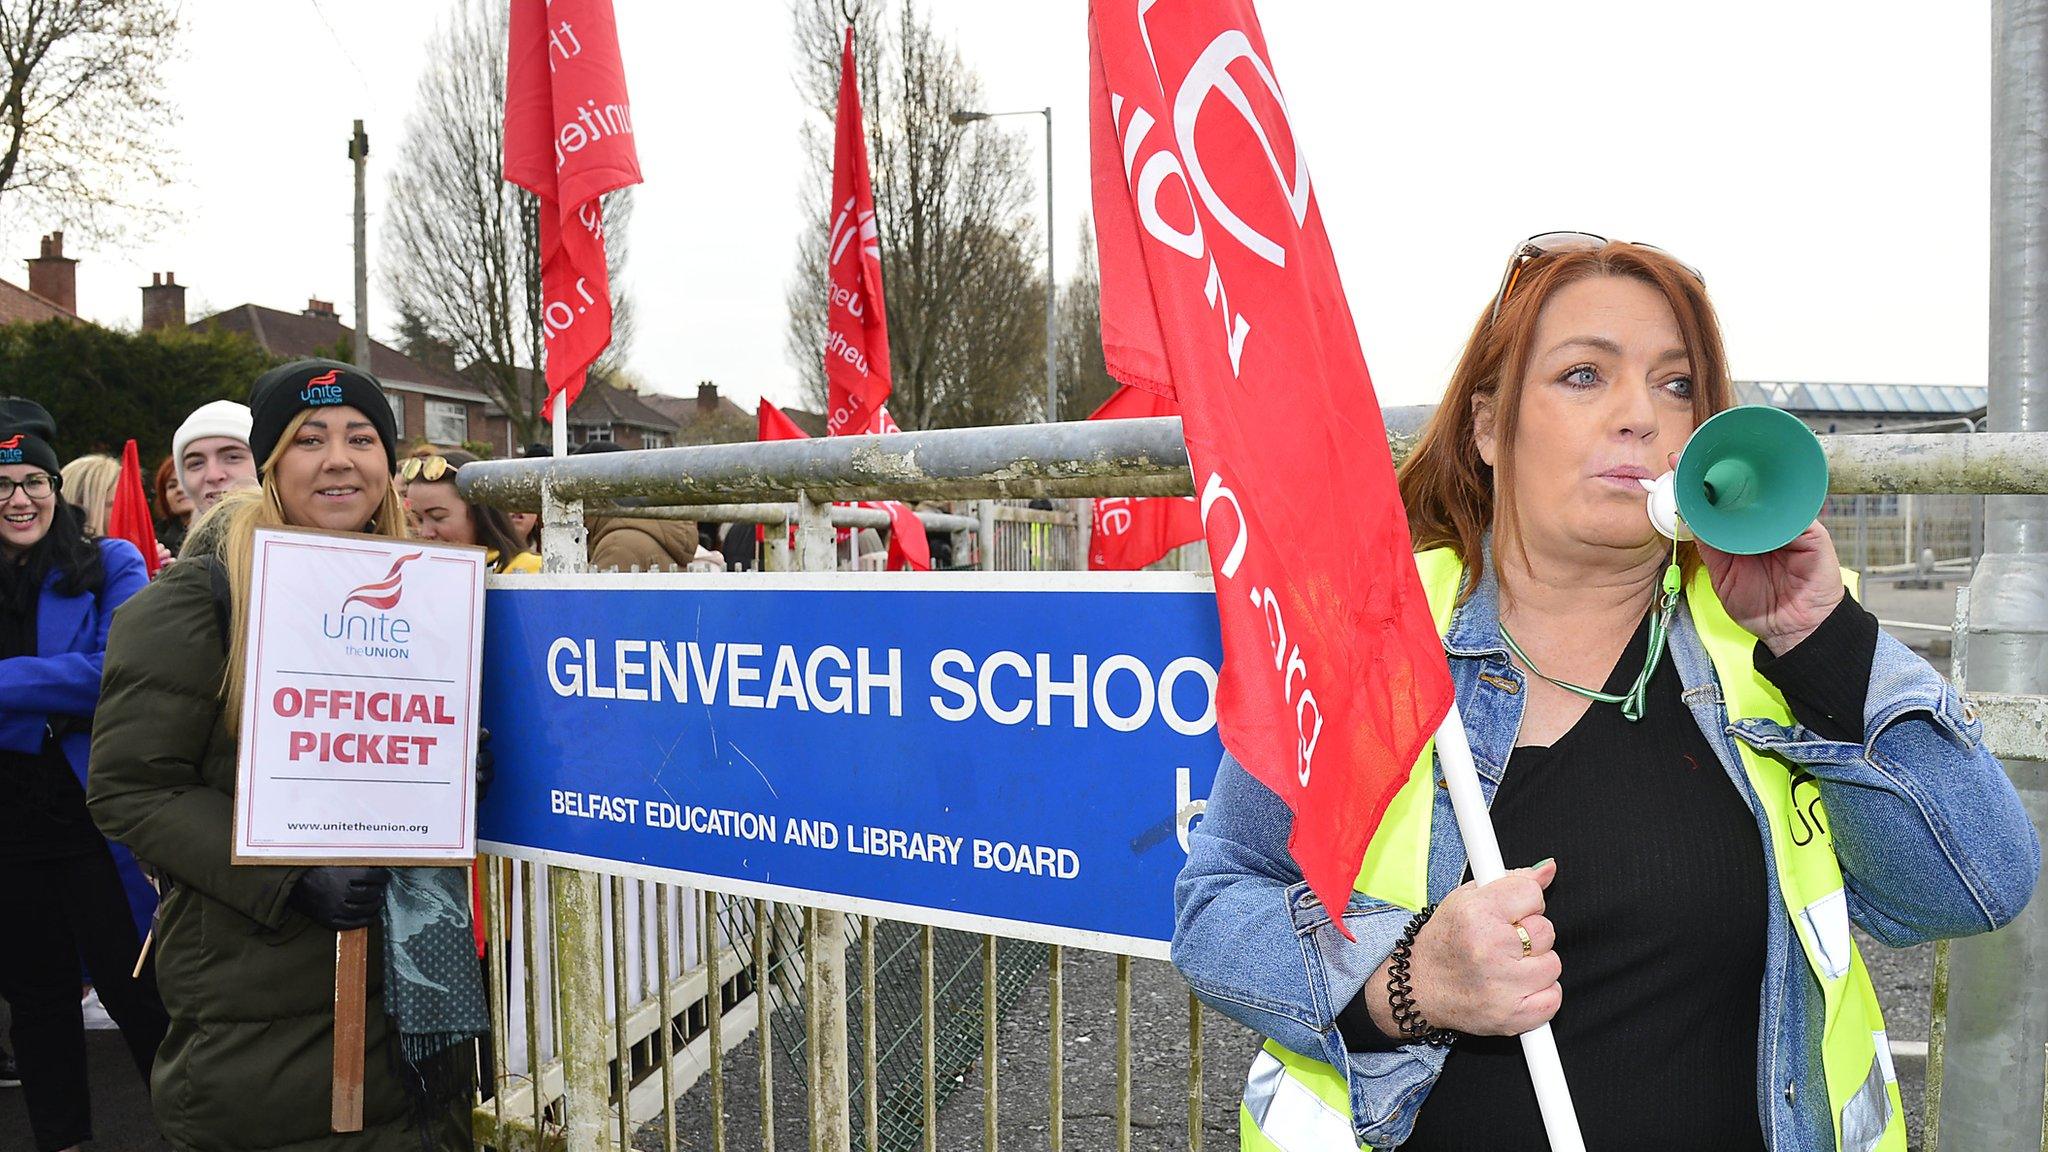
[0,537,153,938]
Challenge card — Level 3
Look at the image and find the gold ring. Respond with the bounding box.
[1515,922,1533,958]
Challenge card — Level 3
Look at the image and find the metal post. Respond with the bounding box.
[1943,2,2048,1145]
[982,935,998,1152]
[1043,107,1057,422]
[1047,945,1063,1152]
[349,120,370,369]
[1857,495,1869,572]
[756,899,775,1152]
[797,493,853,1152]
[1927,584,1974,1152]
[977,501,997,572]
[540,440,611,1151]
[1904,492,1916,571]
[921,926,937,1152]
[706,891,725,1152]
[1188,993,1204,1152]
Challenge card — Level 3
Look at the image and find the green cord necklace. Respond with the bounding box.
[1498,539,1684,723]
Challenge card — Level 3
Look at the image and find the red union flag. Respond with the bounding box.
[1089,1,1454,926]
[107,440,161,577]
[758,401,929,571]
[824,27,892,437]
[503,0,642,418]
[1087,387,1201,571]
[759,400,811,443]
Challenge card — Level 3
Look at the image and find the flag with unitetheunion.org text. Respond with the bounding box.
[503,0,641,419]
[824,26,893,438]
[1089,0,1453,930]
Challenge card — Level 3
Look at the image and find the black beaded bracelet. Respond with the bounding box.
[1387,903,1458,1048]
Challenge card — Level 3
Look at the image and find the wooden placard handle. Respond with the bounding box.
[332,927,368,1132]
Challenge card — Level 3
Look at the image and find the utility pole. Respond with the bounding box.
[1940,0,2048,1145]
[349,120,371,368]
[1042,106,1055,422]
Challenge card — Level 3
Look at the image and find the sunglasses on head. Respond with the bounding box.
[398,455,459,483]
[1489,231,1704,326]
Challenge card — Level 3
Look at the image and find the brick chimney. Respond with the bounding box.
[303,297,338,320]
[696,381,719,413]
[141,272,187,331]
[26,232,77,314]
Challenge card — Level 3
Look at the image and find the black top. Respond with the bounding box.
[0,572,105,863]
[1353,593,1877,1151]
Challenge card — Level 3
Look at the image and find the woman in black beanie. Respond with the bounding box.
[89,361,484,1152]
[0,397,168,1152]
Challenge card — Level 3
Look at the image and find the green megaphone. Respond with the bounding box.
[1642,405,1829,555]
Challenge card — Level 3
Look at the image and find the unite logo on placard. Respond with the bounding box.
[323,551,421,659]
[299,368,346,406]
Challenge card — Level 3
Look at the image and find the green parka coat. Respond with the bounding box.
[88,545,465,1151]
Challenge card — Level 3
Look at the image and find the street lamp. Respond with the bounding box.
[951,106,1057,421]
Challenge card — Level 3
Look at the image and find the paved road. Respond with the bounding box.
[0,998,170,1152]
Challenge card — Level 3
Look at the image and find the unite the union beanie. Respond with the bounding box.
[246,359,399,474]
[0,397,63,476]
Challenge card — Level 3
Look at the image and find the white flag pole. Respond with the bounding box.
[551,391,569,458]
[1434,698,1588,1152]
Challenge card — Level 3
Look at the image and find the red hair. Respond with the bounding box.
[1396,242,1733,600]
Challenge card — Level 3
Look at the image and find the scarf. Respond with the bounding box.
[381,865,489,1131]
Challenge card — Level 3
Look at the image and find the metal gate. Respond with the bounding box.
[457,418,2048,1152]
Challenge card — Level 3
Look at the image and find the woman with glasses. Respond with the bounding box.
[88,360,487,1152]
[400,450,541,574]
[0,398,168,1152]
[1177,237,2038,1152]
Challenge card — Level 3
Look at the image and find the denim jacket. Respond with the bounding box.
[1173,557,2040,1149]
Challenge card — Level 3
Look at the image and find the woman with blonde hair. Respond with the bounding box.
[57,455,117,539]
[89,359,486,1152]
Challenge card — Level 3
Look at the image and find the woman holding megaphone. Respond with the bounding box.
[88,360,486,1152]
[1178,236,2038,1151]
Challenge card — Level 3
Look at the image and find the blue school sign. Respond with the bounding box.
[477,572,1224,956]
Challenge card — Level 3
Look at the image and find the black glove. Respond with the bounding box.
[288,866,391,930]
[476,727,495,804]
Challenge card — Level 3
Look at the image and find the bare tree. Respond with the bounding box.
[0,0,179,242]
[1055,219,1117,420]
[785,0,1046,431]
[383,0,635,445]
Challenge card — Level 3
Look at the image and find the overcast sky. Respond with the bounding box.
[25,2,1989,416]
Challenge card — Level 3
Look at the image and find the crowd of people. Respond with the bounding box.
[0,357,650,1152]
[0,353,885,1151]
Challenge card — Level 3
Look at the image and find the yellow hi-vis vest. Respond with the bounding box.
[1239,549,1904,1152]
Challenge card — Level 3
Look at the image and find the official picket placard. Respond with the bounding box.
[478,572,1225,957]
[233,528,486,864]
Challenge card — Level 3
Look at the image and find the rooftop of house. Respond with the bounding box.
[567,379,680,430]
[778,405,829,437]
[194,300,492,404]
[0,277,78,326]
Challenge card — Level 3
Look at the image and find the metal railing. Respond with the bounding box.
[459,418,2048,1152]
